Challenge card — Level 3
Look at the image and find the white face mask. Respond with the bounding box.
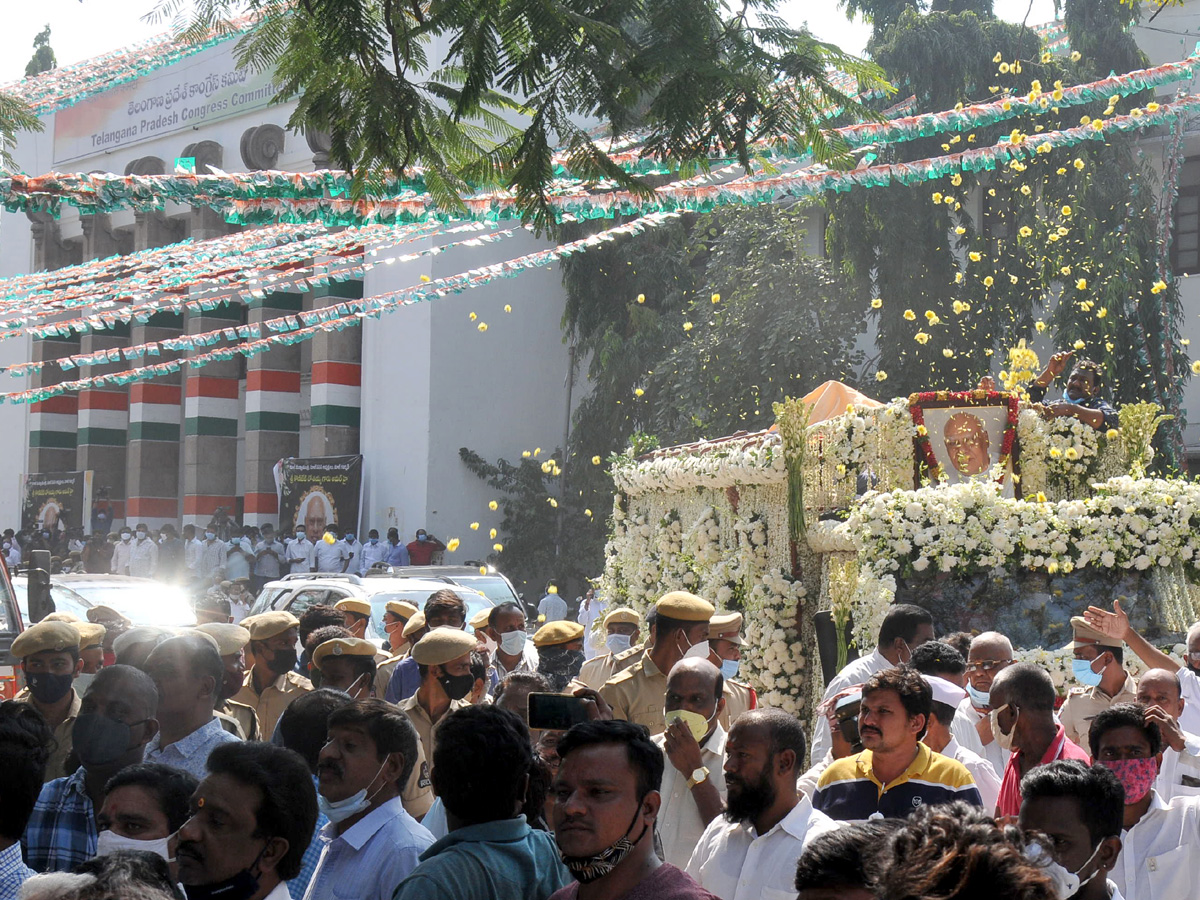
[96,828,174,862]
[1025,840,1102,899]
[317,759,389,824]
[989,703,1018,751]
[606,633,633,655]
[679,633,710,662]
[499,629,527,656]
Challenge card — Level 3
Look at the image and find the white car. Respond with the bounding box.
[14,579,94,627]
[53,574,197,627]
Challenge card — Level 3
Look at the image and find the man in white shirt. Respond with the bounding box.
[576,589,606,659]
[128,523,158,578]
[811,603,934,763]
[340,531,362,576]
[951,631,1014,776]
[183,525,204,581]
[686,708,837,900]
[198,529,228,583]
[1136,669,1200,801]
[652,658,728,867]
[253,525,285,591]
[1092,702,1200,900]
[313,526,350,574]
[286,526,315,575]
[358,530,387,575]
[919,674,1002,812]
[110,527,134,574]
[306,699,434,900]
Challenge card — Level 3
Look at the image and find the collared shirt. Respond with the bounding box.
[810,648,894,763]
[313,540,350,573]
[255,540,285,578]
[215,700,260,741]
[302,797,434,900]
[384,542,410,567]
[199,540,228,580]
[1026,382,1119,430]
[814,743,982,821]
[287,776,329,900]
[110,539,132,574]
[577,598,607,658]
[144,715,240,779]
[233,667,313,740]
[128,537,158,577]
[1155,730,1200,802]
[16,688,82,783]
[391,815,569,900]
[385,657,422,704]
[22,767,96,872]
[1178,669,1200,737]
[400,694,468,764]
[359,541,387,574]
[685,795,839,900]
[0,839,35,900]
[951,696,1011,776]
[940,737,1002,812]
[653,724,729,867]
[287,538,315,574]
[185,538,204,572]
[996,725,1091,818]
[1059,673,1138,750]
[601,657,742,739]
[342,540,362,572]
[1110,791,1200,900]
[537,593,568,623]
[577,652,617,690]
[489,643,540,695]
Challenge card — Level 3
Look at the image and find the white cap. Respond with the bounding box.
[922,674,967,708]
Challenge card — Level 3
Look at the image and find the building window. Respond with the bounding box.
[982,190,1012,244]
[1172,186,1200,276]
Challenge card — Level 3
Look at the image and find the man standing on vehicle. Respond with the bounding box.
[12,622,83,783]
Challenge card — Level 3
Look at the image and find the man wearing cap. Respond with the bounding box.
[708,612,757,731]
[73,622,106,696]
[576,608,641,690]
[143,634,241,779]
[233,611,313,739]
[486,601,538,692]
[601,592,716,737]
[335,598,373,640]
[87,606,130,668]
[919,674,1002,811]
[314,525,351,574]
[384,613,429,704]
[13,622,84,783]
[381,600,417,654]
[533,621,585,692]
[1059,615,1138,750]
[402,628,476,766]
[312,638,377,699]
[197,622,261,741]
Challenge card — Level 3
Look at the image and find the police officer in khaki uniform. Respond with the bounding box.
[381,599,419,655]
[600,591,715,736]
[376,610,427,699]
[708,612,758,730]
[233,610,312,739]
[334,597,373,640]
[196,622,262,741]
[312,636,377,697]
[1059,615,1138,749]
[401,627,475,765]
[13,621,83,782]
[576,608,642,690]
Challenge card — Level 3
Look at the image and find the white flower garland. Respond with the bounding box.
[612,432,785,497]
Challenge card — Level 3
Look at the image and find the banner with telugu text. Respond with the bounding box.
[278,456,362,542]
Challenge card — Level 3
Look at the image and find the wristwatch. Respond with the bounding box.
[687,766,710,789]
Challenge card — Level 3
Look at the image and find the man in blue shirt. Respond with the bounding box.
[385,528,411,567]
[0,701,54,898]
[392,706,569,900]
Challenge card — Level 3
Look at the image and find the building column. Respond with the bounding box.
[243,293,303,526]
[308,281,363,457]
[28,336,82,475]
[125,313,184,527]
[181,307,243,526]
[75,327,131,526]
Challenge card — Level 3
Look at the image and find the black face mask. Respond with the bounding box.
[266,648,298,675]
[182,848,264,900]
[438,672,475,701]
[26,671,75,705]
[73,713,147,767]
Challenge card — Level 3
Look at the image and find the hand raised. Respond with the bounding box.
[1083,600,1130,641]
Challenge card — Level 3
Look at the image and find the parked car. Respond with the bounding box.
[53,574,197,627]
[13,579,94,627]
[363,565,526,622]
[0,560,22,699]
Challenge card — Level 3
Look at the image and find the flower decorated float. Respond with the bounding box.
[600,381,1200,724]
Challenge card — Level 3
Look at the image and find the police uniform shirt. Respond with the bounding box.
[232,668,313,740]
[399,694,469,764]
[601,654,742,739]
[1058,673,1138,750]
[718,678,757,731]
[16,687,81,782]
[214,698,260,741]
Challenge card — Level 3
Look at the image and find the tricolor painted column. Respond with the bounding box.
[308,281,364,457]
[75,326,131,524]
[28,335,82,475]
[125,313,184,527]
[243,293,303,526]
[182,306,243,525]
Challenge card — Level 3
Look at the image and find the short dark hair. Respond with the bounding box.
[277,689,353,773]
[298,605,346,647]
[992,663,1057,712]
[794,820,903,892]
[74,850,183,900]
[863,667,932,738]
[1020,760,1124,844]
[424,589,466,620]
[1089,702,1163,759]
[204,742,318,880]
[652,613,691,642]
[929,699,958,728]
[327,699,420,788]
[432,706,532,826]
[910,640,966,678]
[493,672,550,724]
[738,707,806,774]
[1074,358,1104,390]
[557,719,665,799]
[89,665,160,719]
[0,700,54,839]
[488,601,523,628]
[469,652,487,685]
[877,604,934,647]
[104,764,199,834]
[941,631,973,660]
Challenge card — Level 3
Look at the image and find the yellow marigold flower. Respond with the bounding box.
[470,522,480,530]
[535,447,542,455]
[637,293,645,304]
[711,293,721,304]
[1019,226,1033,238]
[481,566,490,575]
[1042,51,1051,63]
[943,348,955,358]
[999,62,1010,73]
[522,450,531,458]
[469,311,477,321]
[548,498,558,508]
[904,309,917,321]
[1048,233,1060,242]
[493,543,504,552]
[1021,185,1032,196]
[683,322,693,332]
[1071,50,1081,61]
[1052,88,1063,101]
[871,297,883,309]
[504,304,512,313]
[876,370,888,382]
[1148,102,1160,112]
[1036,142,1052,154]
[915,332,930,344]
[1060,265,1072,276]
[1073,339,1086,350]
[925,310,940,324]
[1106,429,1120,440]
[951,174,963,186]
[1062,205,1073,217]
[592,455,602,465]
[1065,447,1079,461]
[634,388,644,397]
[1131,108,1143,118]
[941,143,950,152]
[1192,360,1200,375]
[1057,167,1067,175]
[932,192,943,204]
[993,52,1003,63]
[1079,115,1090,125]
[1030,79,1042,93]
[1097,307,1107,318]
[955,272,964,284]
[1057,226,1069,236]
[585,509,593,517]
[420,274,432,283]
[489,528,498,539]
[955,226,966,235]
[1047,560,1060,575]
[916,425,928,436]
[1002,100,1012,111]
[1036,492,1048,503]
[969,251,982,262]
[478,322,488,332]
[983,276,994,288]
[1010,274,1019,284]
[1050,447,1062,458]
[447,538,460,552]
[1074,158,1085,170]
[953,300,967,314]
[1076,278,1087,290]
[489,500,499,510]
[1151,280,1167,294]
[1092,119,1105,131]
[541,461,552,473]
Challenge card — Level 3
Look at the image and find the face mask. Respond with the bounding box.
[989,703,1018,752]
[438,671,475,701]
[966,682,991,709]
[720,658,740,680]
[205,532,215,541]
[121,533,131,542]
[679,635,710,662]
[606,633,632,655]
[1100,757,1159,804]
[1072,657,1104,688]
[182,864,261,900]
[73,713,147,767]
[418,535,427,542]
[266,648,298,675]
[26,671,75,705]
[97,829,174,862]
[296,532,305,540]
[1026,840,1102,900]
[499,630,527,656]
[664,708,715,742]
[74,672,96,695]
[345,534,355,543]
[559,805,648,884]
[369,537,378,545]
[317,759,389,824]
[137,532,147,541]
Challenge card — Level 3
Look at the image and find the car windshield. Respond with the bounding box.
[250,586,289,616]
[448,575,519,605]
[0,572,17,633]
[14,581,93,626]
[61,582,196,627]
[366,588,493,642]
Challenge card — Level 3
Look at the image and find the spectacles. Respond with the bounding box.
[965,660,1011,674]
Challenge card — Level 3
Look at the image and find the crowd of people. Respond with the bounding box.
[3,577,1199,900]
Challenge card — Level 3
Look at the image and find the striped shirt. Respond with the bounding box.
[813,743,982,821]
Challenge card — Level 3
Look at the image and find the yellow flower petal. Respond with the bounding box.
[634,388,644,397]
[584,509,593,517]
[504,304,512,313]
[943,348,955,358]
[447,538,460,552]
[477,322,488,332]
[871,297,883,309]
[904,309,917,321]
[876,370,888,382]
[1192,361,1200,375]
[490,528,498,539]
[711,293,721,304]
[683,322,693,332]
[469,311,477,321]
[420,274,432,283]
[636,294,645,304]
[969,251,982,262]
[493,543,504,552]
[470,522,480,530]
[488,500,499,510]
[1036,321,1046,332]
[1076,278,1087,290]
[592,455,602,465]
[1073,339,1086,350]
[548,498,559,508]
[1074,158,1085,170]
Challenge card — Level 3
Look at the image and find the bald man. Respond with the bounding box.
[1137,667,1200,801]
[950,631,1014,775]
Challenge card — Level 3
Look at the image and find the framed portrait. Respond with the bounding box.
[908,391,1021,497]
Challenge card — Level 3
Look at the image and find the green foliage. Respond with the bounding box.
[25,25,57,78]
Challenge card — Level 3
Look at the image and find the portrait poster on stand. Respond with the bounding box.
[277,456,363,540]
[21,471,93,535]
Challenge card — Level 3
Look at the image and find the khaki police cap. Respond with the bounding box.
[12,621,81,659]
[402,611,427,639]
[335,598,372,618]
[603,608,640,629]
[655,591,715,623]
[708,612,744,646]
[411,627,477,666]
[87,605,129,626]
[533,620,585,648]
[1069,616,1122,650]
[469,608,492,631]
[313,637,377,670]
[247,611,300,641]
[74,623,107,649]
[385,600,418,620]
[219,581,233,591]
[195,623,251,656]
[232,577,250,585]
[43,611,81,624]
